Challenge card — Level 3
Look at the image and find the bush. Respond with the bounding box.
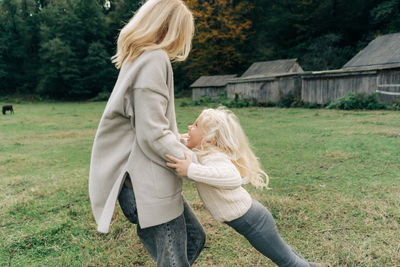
[184,94,321,109]
[326,92,387,110]
[193,95,211,106]
[181,92,394,111]
[276,93,304,108]
[184,94,257,108]
[226,98,255,108]
[392,100,400,111]
[259,100,276,107]
[303,102,322,109]
[276,94,292,108]
[179,100,190,107]
[90,91,111,101]
[0,94,46,103]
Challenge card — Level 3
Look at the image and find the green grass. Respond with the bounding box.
[1,101,399,266]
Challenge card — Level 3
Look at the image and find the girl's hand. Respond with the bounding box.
[166,151,192,177]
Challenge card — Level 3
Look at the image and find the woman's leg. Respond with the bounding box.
[136,198,205,266]
[226,199,310,267]
[117,177,138,224]
[117,176,158,259]
[182,197,206,265]
[118,176,205,266]
[137,214,191,267]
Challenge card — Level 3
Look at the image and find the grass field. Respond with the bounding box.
[0,100,399,266]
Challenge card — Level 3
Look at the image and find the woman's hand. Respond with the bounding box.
[180,133,189,139]
[179,133,189,146]
[166,151,192,177]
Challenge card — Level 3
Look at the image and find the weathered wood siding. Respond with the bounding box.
[192,87,225,100]
[226,75,302,103]
[226,81,261,100]
[259,76,302,102]
[377,69,400,103]
[301,71,377,104]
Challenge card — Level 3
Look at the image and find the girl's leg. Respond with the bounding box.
[226,199,310,267]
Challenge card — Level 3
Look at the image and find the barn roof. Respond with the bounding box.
[190,74,237,87]
[241,58,303,78]
[343,32,400,69]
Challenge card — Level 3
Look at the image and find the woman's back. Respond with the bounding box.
[89,49,181,233]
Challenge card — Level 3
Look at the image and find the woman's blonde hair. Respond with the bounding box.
[194,107,270,189]
[112,0,194,69]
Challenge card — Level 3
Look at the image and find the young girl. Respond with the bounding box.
[166,107,320,267]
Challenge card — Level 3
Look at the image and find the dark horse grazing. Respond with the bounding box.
[2,105,14,115]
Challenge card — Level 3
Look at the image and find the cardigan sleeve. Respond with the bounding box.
[187,153,242,189]
[132,51,196,167]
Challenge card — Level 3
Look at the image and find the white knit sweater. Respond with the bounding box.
[187,152,252,222]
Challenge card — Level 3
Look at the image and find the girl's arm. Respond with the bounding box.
[166,152,242,189]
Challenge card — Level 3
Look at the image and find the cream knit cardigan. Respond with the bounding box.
[89,50,194,233]
[187,152,252,222]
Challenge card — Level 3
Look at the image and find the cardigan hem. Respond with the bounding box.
[137,193,184,229]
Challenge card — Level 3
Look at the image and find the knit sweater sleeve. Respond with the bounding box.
[187,153,242,189]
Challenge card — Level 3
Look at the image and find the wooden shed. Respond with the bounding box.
[191,74,237,100]
[241,59,304,78]
[226,59,304,103]
[302,33,400,104]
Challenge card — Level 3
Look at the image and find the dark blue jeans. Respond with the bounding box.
[118,178,206,267]
[226,199,311,267]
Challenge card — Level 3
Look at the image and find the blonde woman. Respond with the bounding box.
[89,0,205,266]
[166,107,320,267]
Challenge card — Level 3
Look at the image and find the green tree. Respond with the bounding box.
[370,0,400,34]
[2,0,400,98]
[175,0,253,92]
[299,33,354,70]
[81,41,117,96]
[248,0,377,70]
[38,0,115,99]
[105,0,142,43]
[37,38,80,98]
[0,0,40,94]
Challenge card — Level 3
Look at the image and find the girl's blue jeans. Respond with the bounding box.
[118,179,206,267]
[226,199,311,267]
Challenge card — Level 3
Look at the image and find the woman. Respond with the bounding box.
[88,0,205,266]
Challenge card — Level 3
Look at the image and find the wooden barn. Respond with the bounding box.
[226,59,304,103]
[191,74,237,100]
[302,33,400,104]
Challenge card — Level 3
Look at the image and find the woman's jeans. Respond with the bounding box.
[118,178,206,267]
[226,199,311,267]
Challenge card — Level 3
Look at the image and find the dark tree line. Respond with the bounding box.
[1,0,400,99]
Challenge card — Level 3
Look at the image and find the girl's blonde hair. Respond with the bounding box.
[195,107,269,189]
[112,0,194,69]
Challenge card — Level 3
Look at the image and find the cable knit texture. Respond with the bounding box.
[187,152,252,222]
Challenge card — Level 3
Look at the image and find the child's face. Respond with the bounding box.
[186,117,205,149]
